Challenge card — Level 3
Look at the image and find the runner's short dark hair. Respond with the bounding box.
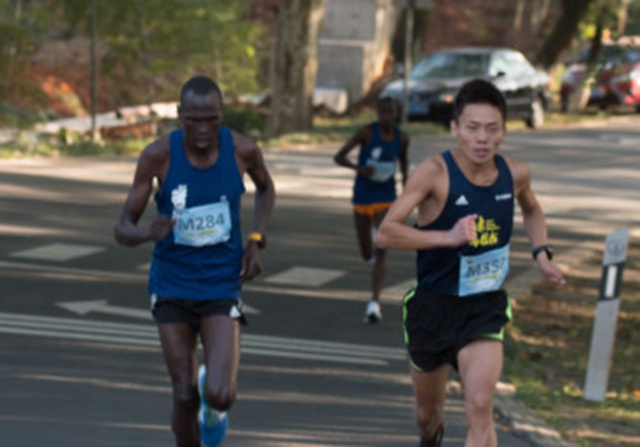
[453,79,506,123]
[180,75,223,103]
[377,96,396,108]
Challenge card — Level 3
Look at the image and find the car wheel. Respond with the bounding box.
[525,98,544,129]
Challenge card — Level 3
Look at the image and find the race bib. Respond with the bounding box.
[459,244,509,296]
[172,201,231,247]
[366,159,396,182]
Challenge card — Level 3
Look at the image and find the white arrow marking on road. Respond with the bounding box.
[57,299,260,320]
[58,300,151,320]
[242,303,261,314]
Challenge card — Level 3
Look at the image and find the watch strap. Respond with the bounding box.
[532,245,552,261]
[248,232,266,249]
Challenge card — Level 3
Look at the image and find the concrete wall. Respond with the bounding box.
[316,0,398,103]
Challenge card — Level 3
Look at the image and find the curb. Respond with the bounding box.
[489,246,598,447]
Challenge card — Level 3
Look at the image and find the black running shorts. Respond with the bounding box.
[402,285,512,372]
[151,295,247,328]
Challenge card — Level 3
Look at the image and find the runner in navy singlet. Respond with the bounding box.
[334,97,409,323]
[115,76,275,446]
[378,80,564,447]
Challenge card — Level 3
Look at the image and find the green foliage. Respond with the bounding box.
[0,0,54,103]
[579,0,633,40]
[626,0,640,34]
[50,0,266,106]
[56,139,145,156]
[1,0,267,118]
[0,131,149,158]
[0,102,45,128]
[222,106,266,138]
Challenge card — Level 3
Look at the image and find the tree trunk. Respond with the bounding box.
[512,0,525,33]
[135,0,157,136]
[531,0,553,34]
[533,0,595,69]
[617,0,630,36]
[567,20,603,112]
[268,0,326,137]
[2,0,23,93]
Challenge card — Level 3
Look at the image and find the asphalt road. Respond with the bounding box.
[0,119,639,446]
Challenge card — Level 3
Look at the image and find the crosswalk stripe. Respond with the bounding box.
[9,243,105,262]
[264,266,346,287]
[384,279,415,294]
[0,312,405,367]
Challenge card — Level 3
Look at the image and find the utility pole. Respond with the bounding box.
[90,0,99,142]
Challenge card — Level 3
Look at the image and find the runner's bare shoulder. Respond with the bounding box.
[416,153,447,182]
[230,130,261,173]
[137,135,171,178]
[501,154,531,191]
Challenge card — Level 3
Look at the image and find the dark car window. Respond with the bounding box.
[577,45,626,64]
[410,52,489,79]
[620,50,640,63]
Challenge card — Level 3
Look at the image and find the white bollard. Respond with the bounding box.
[584,227,629,402]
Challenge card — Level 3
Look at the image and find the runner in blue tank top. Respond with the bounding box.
[377,80,564,447]
[334,97,409,323]
[115,76,275,447]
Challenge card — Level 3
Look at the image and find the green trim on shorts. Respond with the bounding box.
[409,357,424,372]
[479,294,513,341]
[401,283,417,345]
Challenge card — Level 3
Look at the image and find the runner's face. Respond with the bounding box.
[451,103,505,163]
[179,91,223,152]
[377,102,397,127]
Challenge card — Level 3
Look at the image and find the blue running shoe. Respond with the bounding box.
[198,365,228,447]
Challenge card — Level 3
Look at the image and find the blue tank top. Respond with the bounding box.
[416,151,514,297]
[149,127,245,300]
[352,122,402,204]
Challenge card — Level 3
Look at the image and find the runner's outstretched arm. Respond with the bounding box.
[334,126,373,177]
[236,134,275,281]
[510,158,565,285]
[114,139,174,247]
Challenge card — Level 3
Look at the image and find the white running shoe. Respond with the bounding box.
[364,300,382,324]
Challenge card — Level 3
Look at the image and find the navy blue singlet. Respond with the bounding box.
[149,127,245,300]
[352,122,402,204]
[416,151,514,297]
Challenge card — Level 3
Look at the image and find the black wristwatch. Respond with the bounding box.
[532,245,553,261]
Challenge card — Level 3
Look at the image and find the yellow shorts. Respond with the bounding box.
[353,202,393,219]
